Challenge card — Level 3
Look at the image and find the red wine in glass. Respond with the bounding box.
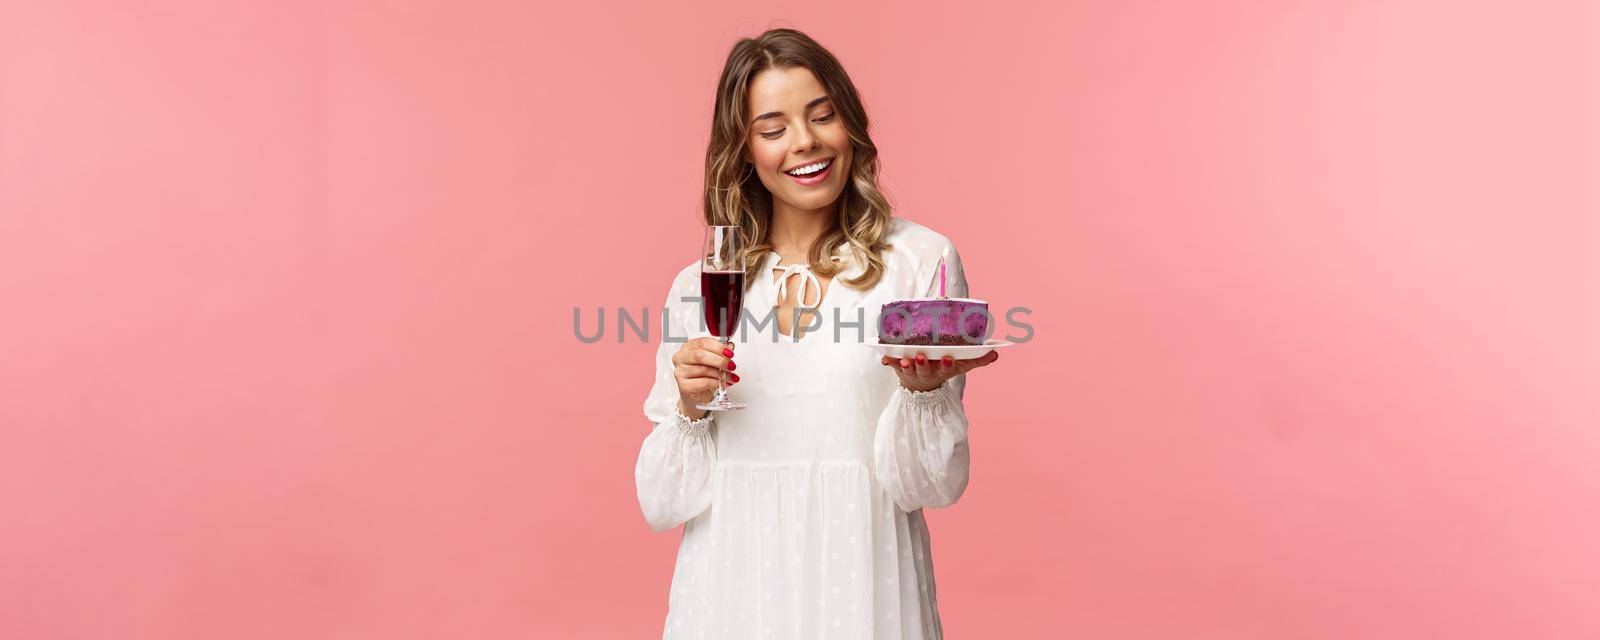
[701,271,745,339]
[697,226,748,412]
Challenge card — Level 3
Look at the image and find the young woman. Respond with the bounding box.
[634,28,1000,639]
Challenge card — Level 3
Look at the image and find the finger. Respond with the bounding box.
[682,378,727,394]
[676,378,723,395]
[673,341,716,366]
[688,348,732,370]
[688,336,711,350]
[941,356,955,369]
[953,350,1000,374]
[913,354,933,377]
[899,356,913,369]
[691,337,735,361]
[700,339,736,364]
[708,340,735,359]
[693,336,731,353]
[692,347,731,369]
[680,373,740,390]
[675,364,724,381]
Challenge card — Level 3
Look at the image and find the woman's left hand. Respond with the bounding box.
[880,351,1000,392]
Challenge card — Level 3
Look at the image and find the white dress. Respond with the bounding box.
[635,218,976,640]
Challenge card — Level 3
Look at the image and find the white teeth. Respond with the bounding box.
[786,159,831,176]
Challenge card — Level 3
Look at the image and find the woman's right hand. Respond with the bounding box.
[671,337,738,419]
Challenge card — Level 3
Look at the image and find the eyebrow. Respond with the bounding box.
[750,96,832,125]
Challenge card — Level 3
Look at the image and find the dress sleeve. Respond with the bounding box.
[634,268,718,531]
[873,239,975,511]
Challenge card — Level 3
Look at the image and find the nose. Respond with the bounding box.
[790,124,819,155]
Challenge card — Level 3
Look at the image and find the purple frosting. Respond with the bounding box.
[878,297,990,345]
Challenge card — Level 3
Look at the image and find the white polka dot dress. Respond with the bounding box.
[636,218,975,640]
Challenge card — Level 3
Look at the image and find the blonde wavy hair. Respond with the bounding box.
[703,28,893,291]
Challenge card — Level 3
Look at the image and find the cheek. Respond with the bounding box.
[824,127,851,152]
[750,141,787,174]
[824,129,852,168]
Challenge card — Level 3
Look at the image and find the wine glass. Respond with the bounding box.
[697,226,747,412]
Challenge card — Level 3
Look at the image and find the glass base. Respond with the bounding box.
[696,386,746,411]
[695,397,747,411]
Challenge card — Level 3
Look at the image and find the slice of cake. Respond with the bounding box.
[878,297,990,345]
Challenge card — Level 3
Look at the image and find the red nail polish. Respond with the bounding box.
[723,349,734,357]
[730,373,740,383]
[727,361,737,371]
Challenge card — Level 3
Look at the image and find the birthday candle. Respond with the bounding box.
[939,246,948,298]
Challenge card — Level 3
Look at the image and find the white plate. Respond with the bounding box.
[869,338,1013,361]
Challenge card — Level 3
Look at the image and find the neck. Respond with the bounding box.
[768,199,837,261]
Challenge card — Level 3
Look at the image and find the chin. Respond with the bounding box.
[782,191,844,212]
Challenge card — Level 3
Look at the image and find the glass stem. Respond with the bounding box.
[716,336,729,401]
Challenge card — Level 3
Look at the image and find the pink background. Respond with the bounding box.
[2,0,1596,638]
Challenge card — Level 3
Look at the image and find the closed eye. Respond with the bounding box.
[757,111,832,139]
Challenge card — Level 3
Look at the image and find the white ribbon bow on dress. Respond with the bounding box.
[773,261,824,308]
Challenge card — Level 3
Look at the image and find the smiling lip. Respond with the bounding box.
[784,157,835,186]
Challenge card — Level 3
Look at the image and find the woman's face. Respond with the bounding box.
[744,66,853,213]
